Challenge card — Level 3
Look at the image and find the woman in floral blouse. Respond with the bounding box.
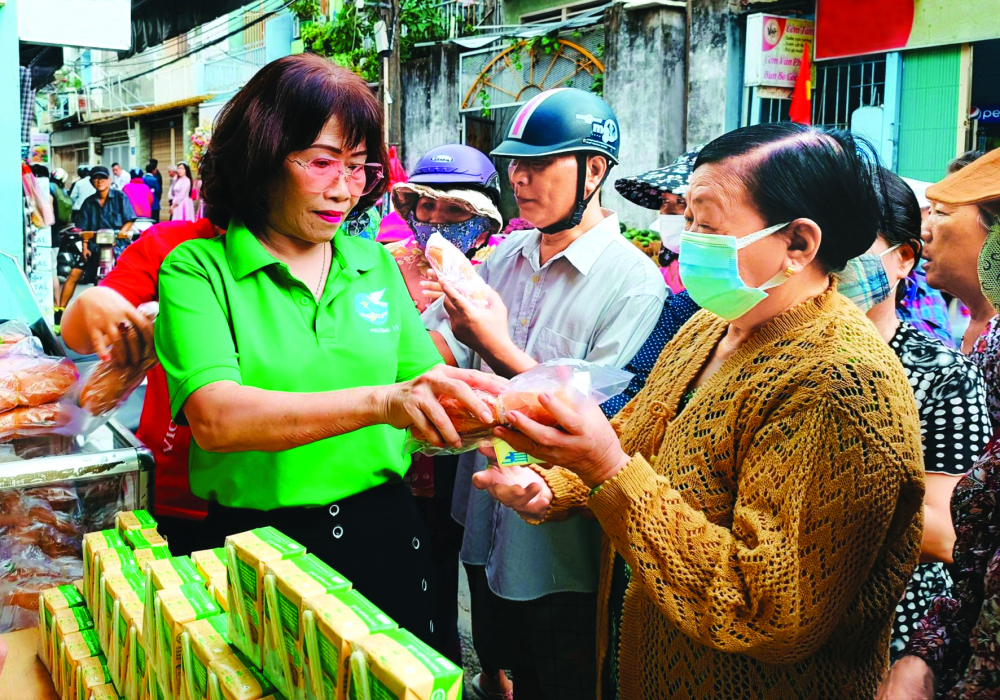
[878,148,1000,699]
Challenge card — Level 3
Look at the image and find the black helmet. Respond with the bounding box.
[492,88,621,233]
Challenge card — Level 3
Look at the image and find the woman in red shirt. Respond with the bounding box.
[61,218,219,555]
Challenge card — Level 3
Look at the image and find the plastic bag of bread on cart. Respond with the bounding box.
[63,301,160,436]
[0,320,32,357]
[406,359,633,456]
[424,231,491,307]
[0,336,79,441]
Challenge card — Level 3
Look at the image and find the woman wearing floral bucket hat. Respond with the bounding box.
[387,144,505,313]
[615,146,702,294]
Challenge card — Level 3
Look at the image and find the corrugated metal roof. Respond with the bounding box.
[83,94,212,125]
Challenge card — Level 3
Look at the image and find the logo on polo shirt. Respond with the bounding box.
[355,289,390,325]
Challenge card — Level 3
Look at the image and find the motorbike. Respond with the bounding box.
[56,218,155,284]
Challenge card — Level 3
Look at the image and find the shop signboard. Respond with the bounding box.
[744,14,815,89]
[18,0,131,52]
[972,106,1000,124]
[816,0,1000,60]
[29,134,50,167]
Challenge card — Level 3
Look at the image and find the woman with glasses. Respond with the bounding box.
[154,54,502,646]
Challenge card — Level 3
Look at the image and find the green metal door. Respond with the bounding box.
[897,46,961,181]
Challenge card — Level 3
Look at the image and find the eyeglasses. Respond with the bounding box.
[287,157,384,196]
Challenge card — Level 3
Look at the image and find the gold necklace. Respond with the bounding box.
[314,242,328,298]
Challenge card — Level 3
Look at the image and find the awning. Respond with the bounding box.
[417,3,613,50]
[82,95,213,125]
[19,44,64,89]
[123,0,252,58]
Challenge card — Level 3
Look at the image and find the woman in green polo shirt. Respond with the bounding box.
[154,54,502,648]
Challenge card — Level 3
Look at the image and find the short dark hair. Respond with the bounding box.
[112,162,121,168]
[694,122,883,272]
[948,150,983,174]
[30,164,50,179]
[200,54,388,232]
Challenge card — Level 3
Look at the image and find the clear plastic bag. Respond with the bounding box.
[424,231,490,307]
[66,301,160,435]
[0,339,79,417]
[406,359,633,456]
[0,320,32,356]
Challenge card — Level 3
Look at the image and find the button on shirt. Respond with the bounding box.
[422,211,666,600]
[156,221,442,510]
[76,189,136,231]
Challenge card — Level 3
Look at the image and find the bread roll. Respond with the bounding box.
[409,390,500,444]
[0,403,67,441]
[0,356,78,411]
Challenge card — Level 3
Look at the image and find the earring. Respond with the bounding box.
[784,266,795,278]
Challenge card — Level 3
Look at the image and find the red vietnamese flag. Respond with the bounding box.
[789,41,812,125]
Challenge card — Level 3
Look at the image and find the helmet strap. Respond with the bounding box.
[538,154,612,235]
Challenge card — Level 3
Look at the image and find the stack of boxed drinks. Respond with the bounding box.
[36,514,463,700]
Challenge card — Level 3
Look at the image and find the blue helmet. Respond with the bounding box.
[408,144,501,205]
[493,88,620,232]
[492,88,620,165]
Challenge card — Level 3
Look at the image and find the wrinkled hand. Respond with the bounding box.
[442,282,511,357]
[379,365,508,448]
[72,287,154,366]
[496,391,629,489]
[876,656,935,700]
[472,446,553,520]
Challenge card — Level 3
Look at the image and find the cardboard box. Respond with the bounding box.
[125,529,170,552]
[225,529,305,668]
[301,590,395,700]
[157,581,221,698]
[40,584,85,671]
[350,629,463,700]
[182,614,233,700]
[83,531,126,607]
[192,549,227,584]
[116,509,158,535]
[209,651,282,700]
[262,555,351,698]
[75,654,112,700]
[61,629,102,700]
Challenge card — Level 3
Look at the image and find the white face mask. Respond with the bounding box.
[656,214,686,253]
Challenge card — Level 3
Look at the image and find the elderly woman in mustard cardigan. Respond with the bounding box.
[475,123,926,700]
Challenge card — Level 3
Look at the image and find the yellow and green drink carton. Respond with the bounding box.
[225,528,306,668]
[302,590,396,700]
[348,629,463,700]
[157,581,221,698]
[53,606,96,683]
[141,556,197,674]
[193,549,227,584]
[92,547,138,625]
[40,584,85,671]
[100,565,144,652]
[88,683,120,700]
[110,590,143,693]
[181,614,233,700]
[116,509,158,535]
[75,654,112,700]
[83,530,127,606]
[209,650,284,700]
[135,545,173,574]
[262,554,351,698]
[126,528,171,552]
[61,629,102,700]
[125,623,148,700]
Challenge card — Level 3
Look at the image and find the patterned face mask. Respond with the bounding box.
[978,221,1000,314]
[406,211,492,252]
[838,245,902,313]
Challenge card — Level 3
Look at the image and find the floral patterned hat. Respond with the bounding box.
[613,145,704,211]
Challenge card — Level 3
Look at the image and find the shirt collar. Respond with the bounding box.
[507,210,621,276]
[226,218,378,280]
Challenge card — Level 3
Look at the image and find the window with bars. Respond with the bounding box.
[757,54,887,130]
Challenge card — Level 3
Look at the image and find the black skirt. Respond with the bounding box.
[197,480,439,649]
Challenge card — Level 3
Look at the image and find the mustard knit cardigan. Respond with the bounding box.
[535,287,925,700]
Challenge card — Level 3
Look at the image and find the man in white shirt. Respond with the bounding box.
[423,88,665,700]
[111,163,130,190]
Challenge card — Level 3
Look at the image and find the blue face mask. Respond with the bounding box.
[837,245,902,312]
[406,211,492,252]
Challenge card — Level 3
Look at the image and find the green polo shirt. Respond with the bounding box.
[155,221,441,510]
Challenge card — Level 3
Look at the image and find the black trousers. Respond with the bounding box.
[197,481,439,649]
